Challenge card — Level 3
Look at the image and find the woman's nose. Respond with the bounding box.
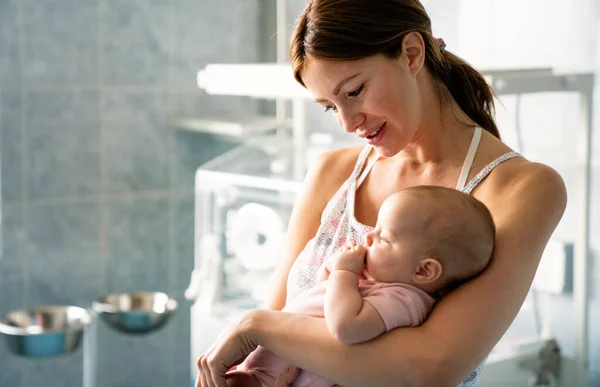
[338,107,365,133]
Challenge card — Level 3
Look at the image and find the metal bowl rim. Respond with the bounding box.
[0,305,91,336]
[93,292,178,314]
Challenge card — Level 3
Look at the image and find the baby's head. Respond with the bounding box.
[363,186,495,297]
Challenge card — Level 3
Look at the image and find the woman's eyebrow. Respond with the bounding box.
[332,73,362,95]
[314,72,362,104]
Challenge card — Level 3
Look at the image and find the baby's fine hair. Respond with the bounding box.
[402,186,495,292]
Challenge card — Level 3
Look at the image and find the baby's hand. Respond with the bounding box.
[330,243,366,275]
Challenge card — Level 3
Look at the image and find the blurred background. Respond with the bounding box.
[0,0,599,386]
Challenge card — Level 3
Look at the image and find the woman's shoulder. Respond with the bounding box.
[506,159,565,204]
[308,145,365,188]
[474,132,566,209]
[296,145,366,221]
[476,155,567,219]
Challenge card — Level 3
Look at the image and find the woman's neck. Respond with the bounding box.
[395,73,477,168]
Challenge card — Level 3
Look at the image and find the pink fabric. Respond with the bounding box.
[237,280,435,387]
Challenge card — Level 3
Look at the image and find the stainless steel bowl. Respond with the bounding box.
[92,292,178,334]
[0,305,92,358]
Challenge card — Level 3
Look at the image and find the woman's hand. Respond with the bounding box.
[195,311,258,387]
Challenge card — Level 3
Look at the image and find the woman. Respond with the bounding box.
[196,1,567,386]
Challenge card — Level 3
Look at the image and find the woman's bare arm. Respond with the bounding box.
[264,148,362,310]
[246,161,567,387]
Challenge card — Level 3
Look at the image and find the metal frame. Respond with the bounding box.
[486,69,594,387]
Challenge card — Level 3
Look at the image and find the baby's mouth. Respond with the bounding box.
[359,265,368,280]
[359,255,368,279]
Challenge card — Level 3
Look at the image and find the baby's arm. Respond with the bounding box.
[324,245,386,344]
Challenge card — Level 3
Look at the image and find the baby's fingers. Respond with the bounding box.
[352,244,366,252]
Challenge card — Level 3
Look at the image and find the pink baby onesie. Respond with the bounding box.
[237,280,435,387]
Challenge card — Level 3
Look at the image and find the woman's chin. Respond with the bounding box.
[374,144,400,158]
[374,137,408,158]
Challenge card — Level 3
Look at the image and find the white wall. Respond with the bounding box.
[427,0,600,383]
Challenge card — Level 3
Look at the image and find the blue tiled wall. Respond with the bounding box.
[0,0,262,386]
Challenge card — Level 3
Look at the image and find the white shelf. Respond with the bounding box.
[173,115,287,137]
[197,63,593,98]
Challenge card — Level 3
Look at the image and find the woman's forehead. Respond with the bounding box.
[301,56,384,89]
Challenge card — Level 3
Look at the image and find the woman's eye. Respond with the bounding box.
[347,85,364,98]
[324,105,337,113]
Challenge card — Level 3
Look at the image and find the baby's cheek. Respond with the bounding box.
[366,247,377,262]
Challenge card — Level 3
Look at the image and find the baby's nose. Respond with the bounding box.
[364,232,373,247]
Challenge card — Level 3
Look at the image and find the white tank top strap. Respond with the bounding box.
[350,145,376,183]
[462,151,523,194]
[455,126,482,191]
[357,148,381,188]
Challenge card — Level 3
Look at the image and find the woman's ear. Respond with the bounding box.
[413,258,443,284]
[400,31,425,75]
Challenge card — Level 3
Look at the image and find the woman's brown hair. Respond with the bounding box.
[290,0,500,139]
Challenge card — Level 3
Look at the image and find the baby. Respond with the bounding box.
[225,185,496,387]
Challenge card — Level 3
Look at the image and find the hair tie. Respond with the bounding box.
[437,38,446,54]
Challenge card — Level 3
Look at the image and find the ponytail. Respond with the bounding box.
[429,50,500,139]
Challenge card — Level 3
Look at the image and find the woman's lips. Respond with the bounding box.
[366,123,385,145]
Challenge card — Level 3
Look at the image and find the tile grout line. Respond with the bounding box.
[17,0,30,385]
[166,0,178,384]
[6,84,205,94]
[23,84,169,92]
[17,0,28,308]
[97,3,108,383]
[97,0,108,299]
[3,188,194,207]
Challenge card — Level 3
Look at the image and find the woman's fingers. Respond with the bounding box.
[195,311,260,387]
[207,356,226,387]
[198,356,210,387]
[194,370,201,387]
[198,354,221,387]
[196,365,210,387]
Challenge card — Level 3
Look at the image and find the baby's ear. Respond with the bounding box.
[413,258,443,284]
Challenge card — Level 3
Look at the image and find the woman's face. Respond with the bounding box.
[300,51,424,157]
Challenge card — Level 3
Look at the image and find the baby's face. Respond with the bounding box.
[362,194,422,283]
